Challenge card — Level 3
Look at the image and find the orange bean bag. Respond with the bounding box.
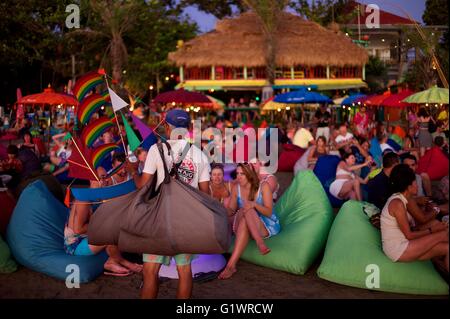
[417,147,449,181]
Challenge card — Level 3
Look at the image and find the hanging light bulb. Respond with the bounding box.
[172,102,176,106]
[286,106,291,110]
[185,107,190,112]
[277,108,281,112]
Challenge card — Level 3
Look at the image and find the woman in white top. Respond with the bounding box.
[251,159,280,201]
[381,164,448,271]
[329,151,372,201]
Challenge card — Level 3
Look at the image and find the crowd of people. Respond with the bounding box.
[1,100,449,299]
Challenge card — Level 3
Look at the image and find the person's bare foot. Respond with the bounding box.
[104,260,132,276]
[118,259,143,273]
[257,243,271,255]
[218,267,236,280]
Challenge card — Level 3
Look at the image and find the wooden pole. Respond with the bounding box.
[71,137,99,182]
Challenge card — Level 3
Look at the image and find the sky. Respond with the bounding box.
[184,0,427,33]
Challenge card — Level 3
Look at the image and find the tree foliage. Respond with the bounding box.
[289,0,356,26]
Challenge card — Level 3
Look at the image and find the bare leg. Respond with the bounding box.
[353,178,362,201]
[176,265,193,299]
[105,245,143,273]
[219,218,250,280]
[141,262,162,299]
[420,173,432,197]
[338,180,355,200]
[398,230,448,262]
[243,209,270,254]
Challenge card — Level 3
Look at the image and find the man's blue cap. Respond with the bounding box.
[165,109,190,128]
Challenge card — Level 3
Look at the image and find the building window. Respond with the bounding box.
[185,67,211,80]
[330,66,360,78]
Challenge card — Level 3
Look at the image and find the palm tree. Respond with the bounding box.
[68,0,139,84]
[242,0,289,89]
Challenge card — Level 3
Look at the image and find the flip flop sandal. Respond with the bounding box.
[104,270,132,277]
[193,271,219,283]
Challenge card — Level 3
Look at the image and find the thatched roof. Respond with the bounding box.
[169,11,368,68]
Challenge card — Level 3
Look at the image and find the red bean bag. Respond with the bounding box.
[417,147,449,181]
[0,191,16,237]
[278,144,306,172]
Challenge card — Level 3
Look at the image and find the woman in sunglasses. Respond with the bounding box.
[219,163,281,280]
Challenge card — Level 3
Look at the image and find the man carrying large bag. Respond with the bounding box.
[130,109,214,299]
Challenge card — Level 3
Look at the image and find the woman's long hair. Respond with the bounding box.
[237,163,260,201]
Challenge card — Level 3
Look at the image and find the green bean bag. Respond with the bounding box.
[317,201,448,295]
[0,234,17,273]
[230,170,334,275]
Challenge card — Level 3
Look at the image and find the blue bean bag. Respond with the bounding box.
[313,155,345,208]
[369,138,382,167]
[6,180,108,283]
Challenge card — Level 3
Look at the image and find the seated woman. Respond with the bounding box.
[329,151,373,201]
[64,163,141,276]
[307,136,329,169]
[219,163,281,280]
[18,131,40,158]
[0,145,23,189]
[209,163,231,205]
[381,164,448,272]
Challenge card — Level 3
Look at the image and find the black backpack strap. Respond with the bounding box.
[168,140,191,179]
[156,142,171,184]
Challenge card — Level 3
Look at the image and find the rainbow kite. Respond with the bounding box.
[73,71,105,102]
[77,93,109,125]
[81,117,114,148]
[91,143,120,168]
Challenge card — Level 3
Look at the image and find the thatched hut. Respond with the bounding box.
[169,11,369,91]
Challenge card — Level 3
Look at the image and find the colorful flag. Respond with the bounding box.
[72,71,104,102]
[81,117,114,148]
[91,143,120,168]
[63,132,72,142]
[77,93,109,125]
[108,88,128,112]
[121,113,140,152]
[130,113,153,141]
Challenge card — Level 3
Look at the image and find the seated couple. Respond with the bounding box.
[219,163,281,280]
[63,152,141,276]
[381,164,448,273]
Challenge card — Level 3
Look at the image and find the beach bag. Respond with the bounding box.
[117,142,230,255]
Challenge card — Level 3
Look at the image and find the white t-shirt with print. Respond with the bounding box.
[143,140,210,189]
[335,132,354,144]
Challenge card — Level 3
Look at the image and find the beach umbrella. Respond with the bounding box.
[274,89,332,104]
[402,86,449,105]
[18,86,78,108]
[333,95,348,105]
[153,88,210,104]
[364,91,391,107]
[341,94,367,106]
[205,95,225,110]
[382,90,415,108]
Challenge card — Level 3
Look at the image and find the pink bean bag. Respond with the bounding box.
[417,147,449,181]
